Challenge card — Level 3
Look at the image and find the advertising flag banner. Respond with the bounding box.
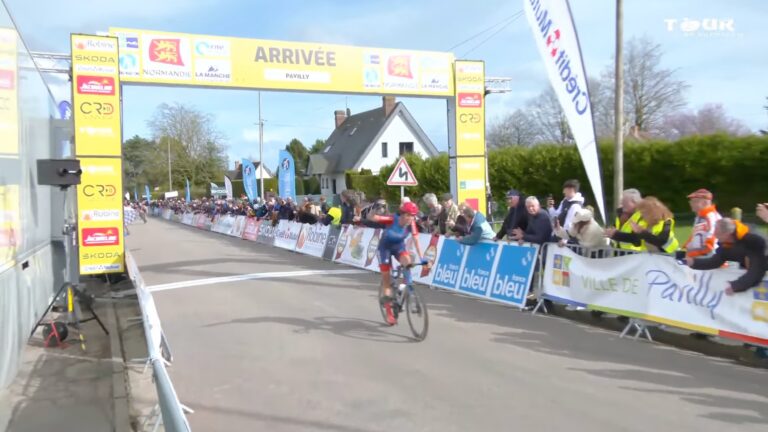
[278,150,296,202]
[523,0,606,221]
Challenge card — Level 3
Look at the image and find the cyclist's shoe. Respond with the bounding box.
[384,302,397,326]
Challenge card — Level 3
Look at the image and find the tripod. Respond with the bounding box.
[29,190,108,348]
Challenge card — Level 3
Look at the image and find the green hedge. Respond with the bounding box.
[347,134,768,218]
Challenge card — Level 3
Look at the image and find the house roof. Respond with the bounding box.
[226,161,273,180]
[307,102,439,175]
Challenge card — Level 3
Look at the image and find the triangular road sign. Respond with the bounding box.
[387,158,418,186]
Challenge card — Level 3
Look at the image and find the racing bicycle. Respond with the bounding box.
[379,261,429,341]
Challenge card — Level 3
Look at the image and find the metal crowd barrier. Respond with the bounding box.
[125,251,192,432]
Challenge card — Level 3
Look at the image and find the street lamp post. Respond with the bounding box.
[257,92,264,199]
[167,136,172,192]
[613,0,624,211]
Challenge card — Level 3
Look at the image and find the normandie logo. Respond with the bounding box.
[552,254,571,287]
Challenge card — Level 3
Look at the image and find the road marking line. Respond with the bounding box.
[146,269,368,292]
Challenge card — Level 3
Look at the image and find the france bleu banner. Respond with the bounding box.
[458,242,499,297]
[489,243,539,307]
[185,178,191,202]
[278,150,296,201]
[241,159,258,202]
[431,239,466,290]
[144,185,151,202]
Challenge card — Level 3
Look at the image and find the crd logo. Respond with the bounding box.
[459,113,481,123]
[83,184,116,197]
[80,102,114,115]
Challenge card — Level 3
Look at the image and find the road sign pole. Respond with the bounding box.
[401,186,404,202]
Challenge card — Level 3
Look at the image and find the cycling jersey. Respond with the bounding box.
[378,214,418,271]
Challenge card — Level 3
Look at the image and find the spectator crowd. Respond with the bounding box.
[146,182,768,302]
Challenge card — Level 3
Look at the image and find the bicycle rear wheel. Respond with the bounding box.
[405,287,428,341]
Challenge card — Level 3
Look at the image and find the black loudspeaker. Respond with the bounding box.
[37,159,82,188]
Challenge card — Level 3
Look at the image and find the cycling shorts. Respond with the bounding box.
[378,242,409,272]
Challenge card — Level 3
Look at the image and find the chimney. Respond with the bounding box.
[234,160,241,171]
[383,96,396,116]
[334,109,346,128]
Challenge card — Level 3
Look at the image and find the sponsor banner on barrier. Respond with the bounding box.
[323,226,342,261]
[431,238,466,290]
[458,241,499,297]
[401,233,444,285]
[333,225,351,261]
[274,220,302,250]
[229,215,247,237]
[257,220,276,245]
[213,215,234,234]
[334,225,379,269]
[542,246,768,342]
[242,218,260,241]
[489,243,539,307]
[181,213,193,225]
[195,214,207,229]
[295,223,330,258]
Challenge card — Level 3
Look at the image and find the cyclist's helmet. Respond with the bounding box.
[400,201,419,216]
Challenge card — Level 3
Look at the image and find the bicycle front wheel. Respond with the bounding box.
[405,287,429,341]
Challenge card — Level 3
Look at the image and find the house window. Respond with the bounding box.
[399,142,414,155]
[332,179,337,195]
[381,142,388,158]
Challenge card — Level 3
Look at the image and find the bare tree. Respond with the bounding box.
[487,109,538,148]
[588,76,617,140]
[597,36,689,137]
[660,103,751,140]
[761,97,767,136]
[625,37,689,134]
[526,87,573,145]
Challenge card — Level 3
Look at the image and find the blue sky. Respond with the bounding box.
[6,0,767,170]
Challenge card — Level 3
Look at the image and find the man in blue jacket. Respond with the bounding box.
[512,196,553,245]
[456,204,496,245]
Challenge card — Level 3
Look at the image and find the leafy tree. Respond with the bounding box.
[140,102,228,193]
[309,139,326,154]
[285,138,309,173]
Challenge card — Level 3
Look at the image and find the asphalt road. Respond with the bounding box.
[127,218,768,432]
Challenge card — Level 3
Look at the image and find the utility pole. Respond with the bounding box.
[613,0,624,212]
[258,92,264,199]
[167,137,172,192]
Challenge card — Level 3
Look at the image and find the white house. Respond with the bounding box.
[228,160,273,180]
[307,96,439,197]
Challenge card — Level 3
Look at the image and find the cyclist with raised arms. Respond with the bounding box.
[362,201,427,325]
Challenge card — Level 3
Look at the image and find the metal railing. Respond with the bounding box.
[125,251,192,432]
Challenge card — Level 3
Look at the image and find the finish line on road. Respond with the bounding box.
[146,269,369,292]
